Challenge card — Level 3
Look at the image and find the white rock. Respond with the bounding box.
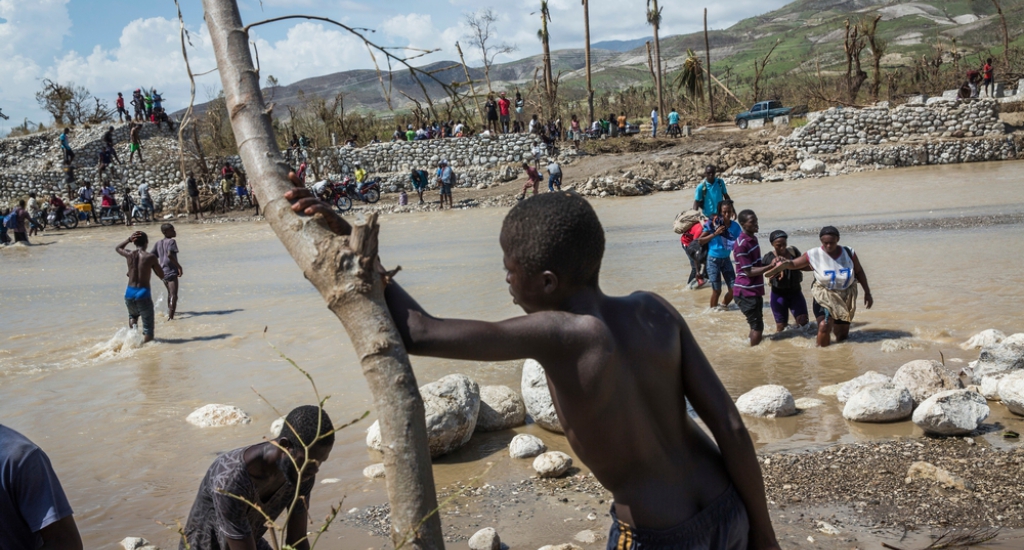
[960,329,1006,350]
[362,463,386,479]
[731,166,762,181]
[912,389,990,436]
[817,383,843,397]
[816,521,840,535]
[476,385,527,432]
[997,372,1024,415]
[1003,333,1024,347]
[366,422,383,452]
[842,383,913,422]
[574,529,600,544]
[980,373,1008,400]
[320,478,341,484]
[735,385,796,418]
[837,371,892,403]
[538,545,582,550]
[469,527,501,550]
[522,359,563,433]
[121,537,152,550]
[366,373,481,457]
[891,360,962,406]
[509,433,547,459]
[533,451,573,478]
[971,342,1024,381]
[905,461,973,491]
[270,417,285,437]
[795,397,826,409]
[799,158,826,174]
[186,404,251,428]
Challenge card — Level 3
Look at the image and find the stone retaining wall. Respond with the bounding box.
[787,99,1005,154]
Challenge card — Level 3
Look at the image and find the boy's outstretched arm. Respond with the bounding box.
[385,281,574,364]
[679,322,780,550]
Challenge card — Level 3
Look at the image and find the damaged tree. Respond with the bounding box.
[200,1,444,549]
[860,15,885,103]
[843,19,869,104]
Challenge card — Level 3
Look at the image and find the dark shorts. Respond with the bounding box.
[734,295,764,332]
[440,183,452,196]
[607,485,749,550]
[769,290,808,325]
[163,274,179,284]
[984,77,993,85]
[812,299,850,325]
[125,296,155,337]
[14,232,28,243]
[488,113,498,121]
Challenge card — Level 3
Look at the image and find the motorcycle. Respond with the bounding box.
[44,206,79,230]
[132,198,154,223]
[325,176,382,212]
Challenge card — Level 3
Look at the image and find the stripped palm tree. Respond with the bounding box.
[647,0,665,131]
[675,49,705,104]
[536,0,554,114]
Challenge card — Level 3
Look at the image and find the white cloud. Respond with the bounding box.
[249,22,373,85]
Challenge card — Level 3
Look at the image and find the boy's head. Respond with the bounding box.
[737,209,758,234]
[705,165,717,179]
[161,223,176,238]
[133,231,149,249]
[500,192,604,312]
[276,405,335,484]
[769,230,788,253]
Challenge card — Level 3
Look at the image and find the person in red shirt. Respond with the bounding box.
[680,222,706,289]
[519,162,541,200]
[116,92,128,122]
[983,58,994,98]
[498,92,512,134]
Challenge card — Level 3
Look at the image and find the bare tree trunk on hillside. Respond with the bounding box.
[583,0,595,124]
[704,9,714,122]
[992,0,1010,70]
[538,1,555,117]
[752,40,780,104]
[456,42,487,128]
[860,15,885,103]
[843,20,868,104]
[201,1,444,549]
[465,8,518,94]
[647,0,664,134]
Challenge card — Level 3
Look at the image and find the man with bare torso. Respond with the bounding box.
[116,231,164,343]
[284,187,779,550]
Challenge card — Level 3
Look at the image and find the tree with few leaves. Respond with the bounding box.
[464,8,518,94]
[537,0,554,115]
[675,49,705,105]
[646,0,664,132]
[860,15,886,103]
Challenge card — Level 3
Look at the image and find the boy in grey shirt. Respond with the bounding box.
[154,224,183,320]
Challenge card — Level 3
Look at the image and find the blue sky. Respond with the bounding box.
[0,0,792,133]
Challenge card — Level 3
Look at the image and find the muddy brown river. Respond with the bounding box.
[2,160,1023,548]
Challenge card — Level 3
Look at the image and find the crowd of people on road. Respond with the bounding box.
[680,164,873,347]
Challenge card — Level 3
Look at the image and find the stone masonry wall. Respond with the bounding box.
[787,99,1004,154]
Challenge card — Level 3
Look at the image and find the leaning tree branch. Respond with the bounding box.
[200,1,445,549]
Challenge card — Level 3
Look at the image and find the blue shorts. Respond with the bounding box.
[706,256,735,292]
[124,286,155,337]
[235,186,248,196]
[440,183,452,196]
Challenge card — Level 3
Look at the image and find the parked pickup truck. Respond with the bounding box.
[734,100,793,129]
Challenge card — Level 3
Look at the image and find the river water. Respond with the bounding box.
[2,160,1023,548]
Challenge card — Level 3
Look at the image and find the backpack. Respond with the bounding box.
[450,170,459,187]
[673,209,704,234]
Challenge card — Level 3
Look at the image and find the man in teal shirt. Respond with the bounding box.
[692,165,731,218]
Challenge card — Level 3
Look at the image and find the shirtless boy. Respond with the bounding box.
[116,231,164,343]
[285,189,779,550]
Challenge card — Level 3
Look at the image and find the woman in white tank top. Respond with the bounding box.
[772,226,873,347]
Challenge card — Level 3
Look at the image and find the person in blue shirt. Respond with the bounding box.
[59,128,74,165]
[668,108,680,136]
[409,168,429,205]
[692,165,731,218]
[435,160,454,210]
[0,424,83,550]
[697,199,741,310]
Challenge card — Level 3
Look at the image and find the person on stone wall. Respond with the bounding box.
[131,89,144,122]
[116,92,128,123]
[102,126,122,165]
[485,94,499,134]
[983,58,995,98]
[59,128,74,165]
[498,92,512,134]
[129,122,144,164]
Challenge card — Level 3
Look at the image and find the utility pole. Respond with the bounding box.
[582,0,595,124]
[704,8,714,121]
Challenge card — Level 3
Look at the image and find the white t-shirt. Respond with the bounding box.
[547,163,562,176]
[808,246,855,290]
[651,110,658,121]
[138,183,151,200]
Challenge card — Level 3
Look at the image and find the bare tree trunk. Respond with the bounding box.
[541,9,554,115]
[457,42,486,129]
[650,0,664,134]
[201,2,445,549]
[583,0,594,124]
[704,9,714,122]
[993,0,1009,70]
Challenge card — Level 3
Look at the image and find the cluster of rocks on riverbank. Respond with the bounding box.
[737,329,1024,438]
